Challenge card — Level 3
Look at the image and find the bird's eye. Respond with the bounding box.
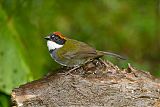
[51,35,54,38]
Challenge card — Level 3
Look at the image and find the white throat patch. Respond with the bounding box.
[47,41,63,50]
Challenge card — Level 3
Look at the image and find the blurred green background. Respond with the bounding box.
[0,0,159,106]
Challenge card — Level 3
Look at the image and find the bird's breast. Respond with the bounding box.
[49,49,68,66]
[49,49,58,59]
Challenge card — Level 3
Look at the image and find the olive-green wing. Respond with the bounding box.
[60,39,99,59]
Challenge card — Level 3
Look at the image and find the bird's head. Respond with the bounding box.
[45,32,66,51]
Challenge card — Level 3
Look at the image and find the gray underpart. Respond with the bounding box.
[49,49,86,67]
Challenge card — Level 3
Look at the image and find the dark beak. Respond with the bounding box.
[44,36,50,40]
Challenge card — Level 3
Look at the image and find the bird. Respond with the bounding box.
[45,32,125,67]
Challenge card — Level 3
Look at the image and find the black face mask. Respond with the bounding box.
[50,34,66,45]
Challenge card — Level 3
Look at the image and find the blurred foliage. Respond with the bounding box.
[0,0,159,106]
[0,93,10,107]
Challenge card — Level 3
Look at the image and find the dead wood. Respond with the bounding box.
[11,59,160,107]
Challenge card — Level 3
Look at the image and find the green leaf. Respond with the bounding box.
[0,7,32,94]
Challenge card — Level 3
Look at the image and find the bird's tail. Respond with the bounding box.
[98,51,126,60]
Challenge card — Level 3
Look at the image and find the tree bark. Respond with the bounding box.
[11,59,160,107]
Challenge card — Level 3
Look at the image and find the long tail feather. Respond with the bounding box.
[99,51,127,60]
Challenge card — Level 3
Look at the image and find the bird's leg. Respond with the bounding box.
[98,58,107,66]
[64,59,97,75]
[64,65,81,75]
[84,59,94,64]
